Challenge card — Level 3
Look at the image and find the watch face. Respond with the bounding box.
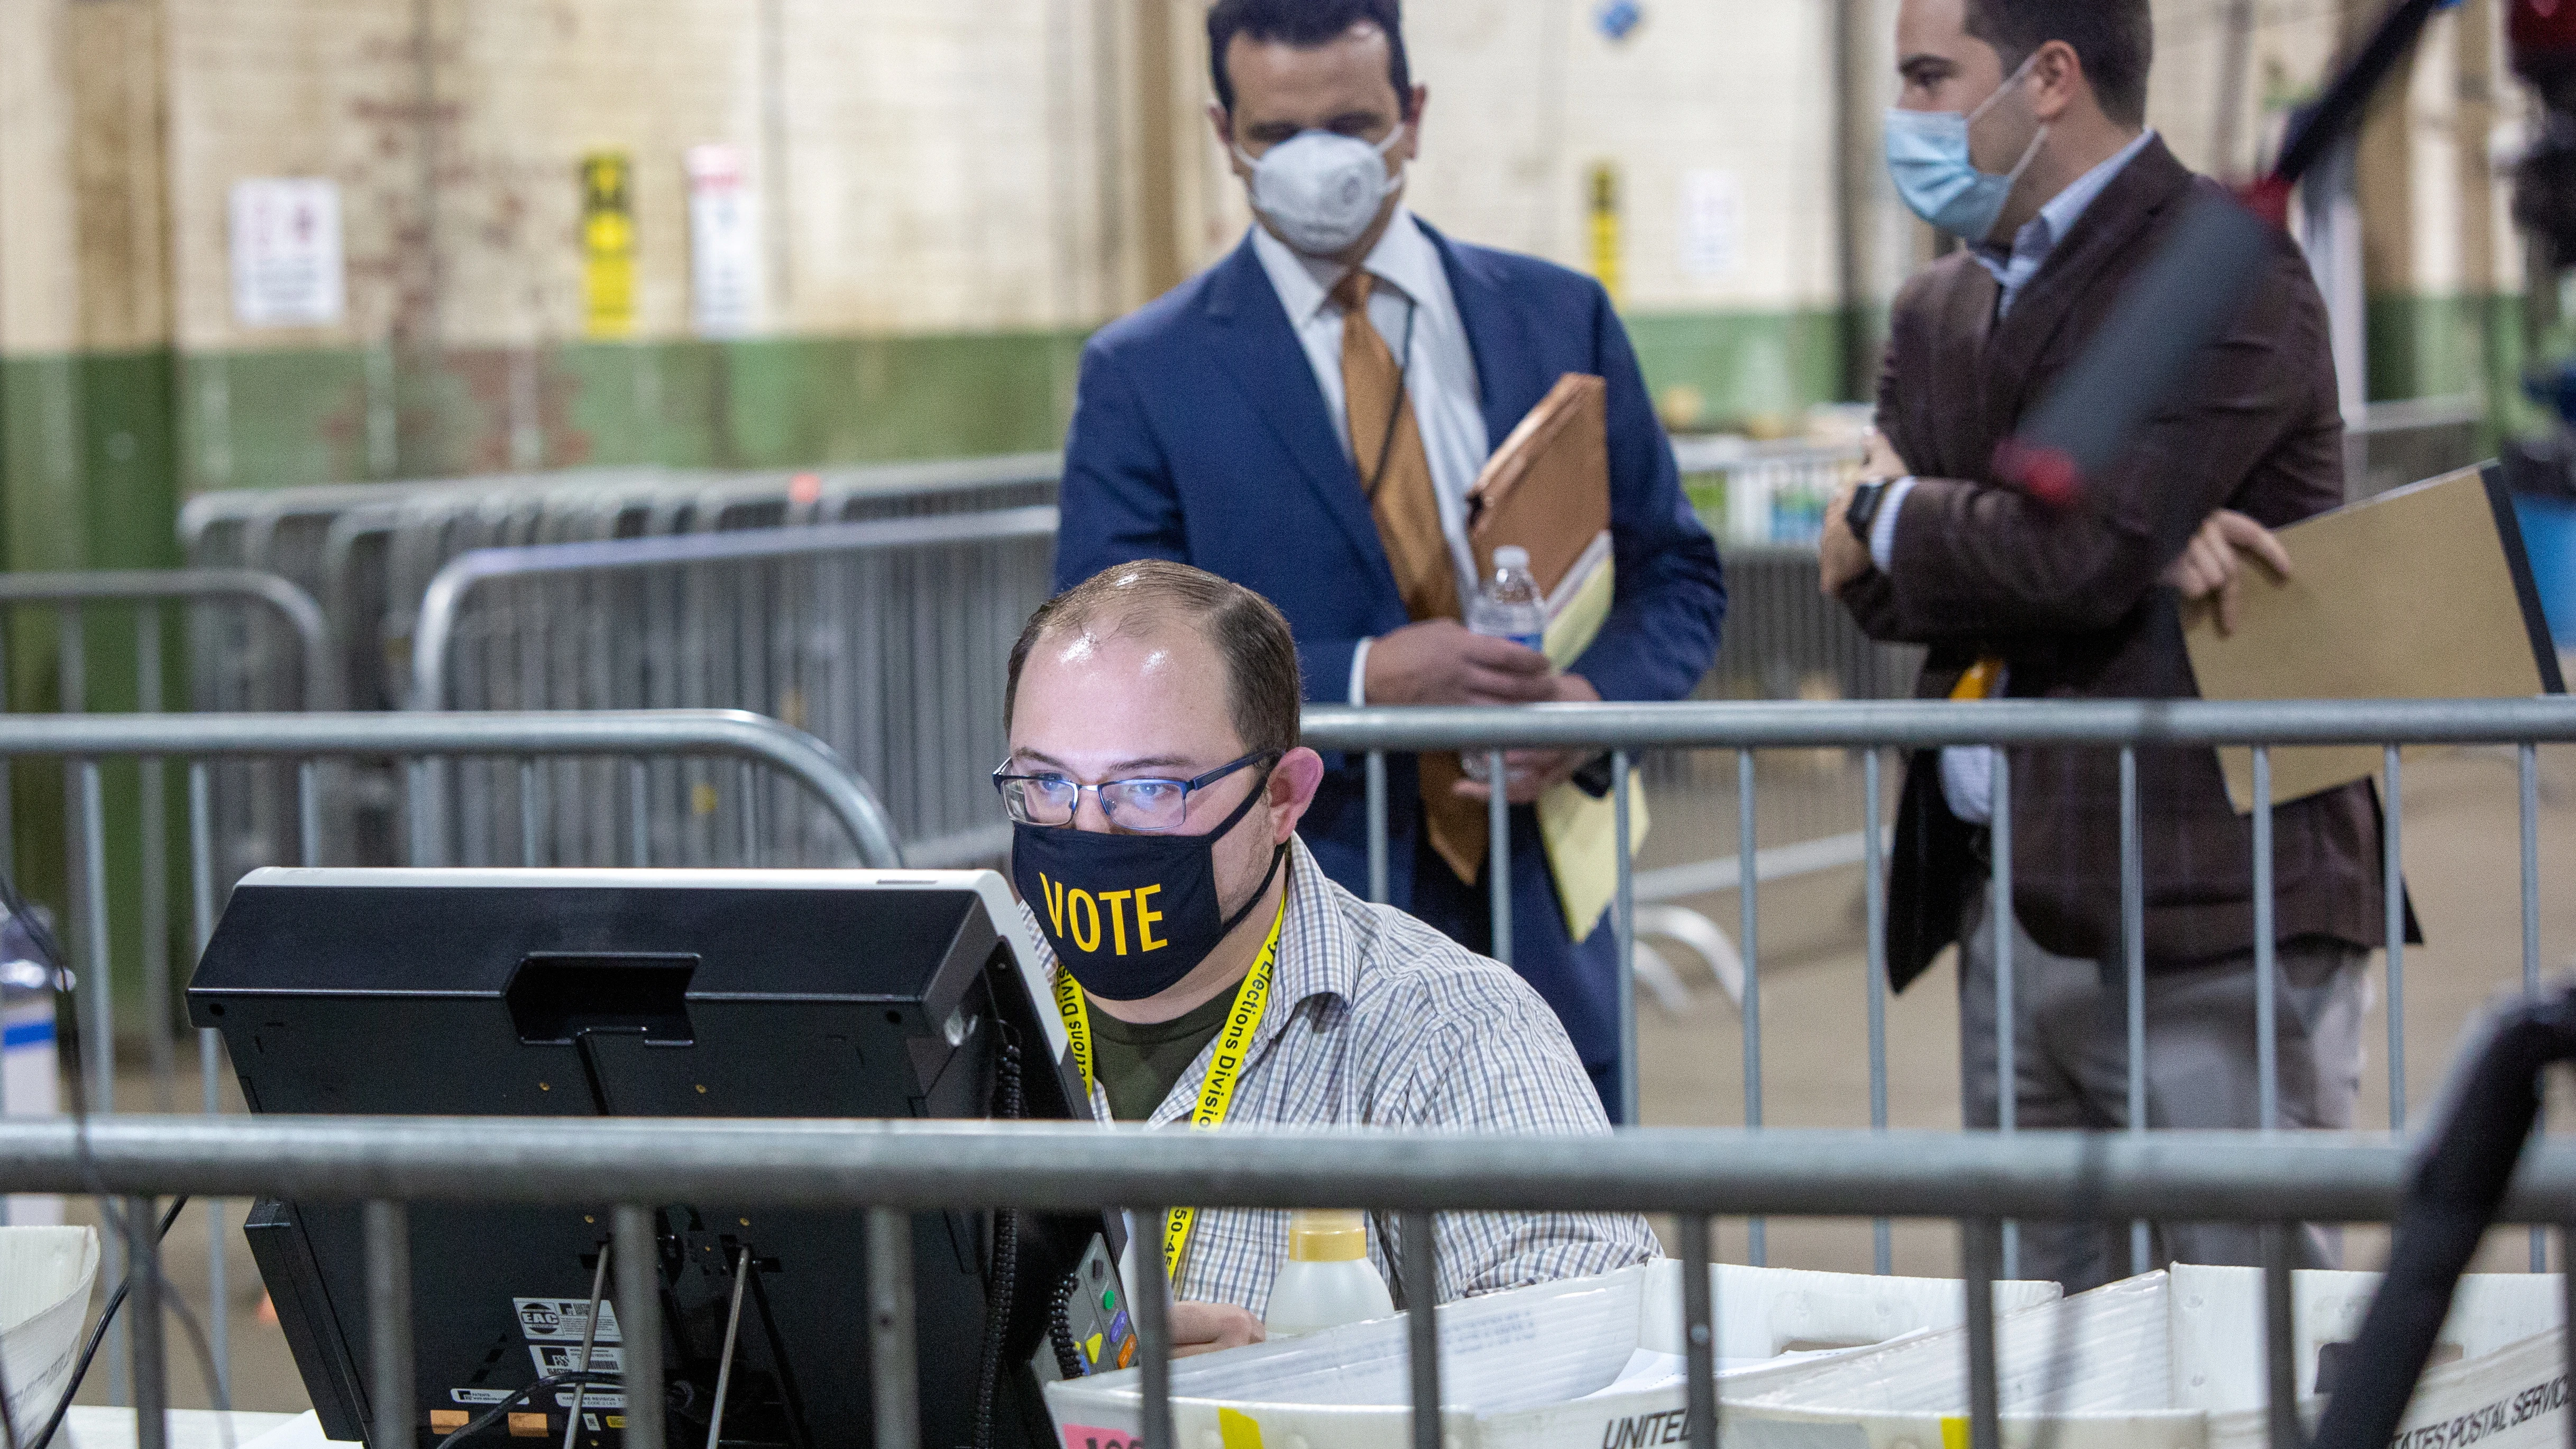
[1849,483,1882,533]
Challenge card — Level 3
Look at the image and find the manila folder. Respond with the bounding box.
[2183,465,2564,812]
[1466,373,1610,593]
[1465,373,1639,942]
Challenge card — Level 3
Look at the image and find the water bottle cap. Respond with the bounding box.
[1492,546,1530,572]
[1286,1208,1370,1262]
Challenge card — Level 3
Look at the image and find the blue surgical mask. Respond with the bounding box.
[1883,58,2046,241]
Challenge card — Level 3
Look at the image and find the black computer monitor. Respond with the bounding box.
[188,867,1111,1449]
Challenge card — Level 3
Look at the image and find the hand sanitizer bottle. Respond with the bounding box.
[1263,1209,1395,1337]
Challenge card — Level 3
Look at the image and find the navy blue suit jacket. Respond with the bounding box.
[1053,222,1725,1067]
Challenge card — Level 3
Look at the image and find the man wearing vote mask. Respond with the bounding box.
[1053,0,1724,1115]
[1820,0,2395,1290]
[1001,560,1657,1353]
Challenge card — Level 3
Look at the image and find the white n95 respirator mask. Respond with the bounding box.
[1237,126,1407,257]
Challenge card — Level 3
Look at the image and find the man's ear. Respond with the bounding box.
[1267,747,1326,843]
[1391,84,1427,166]
[2028,38,2084,124]
[1211,102,1250,178]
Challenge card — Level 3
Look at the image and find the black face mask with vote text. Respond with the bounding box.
[1010,768,1287,1002]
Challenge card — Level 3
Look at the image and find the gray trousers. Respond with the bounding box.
[1959,880,2368,1291]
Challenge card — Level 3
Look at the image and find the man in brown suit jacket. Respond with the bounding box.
[1821,0,2393,1290]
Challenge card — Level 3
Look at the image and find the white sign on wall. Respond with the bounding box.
[228,178,345,328]
[686,144,766,337]
[1678,169,1745,281]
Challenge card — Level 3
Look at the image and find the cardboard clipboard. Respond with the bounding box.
[2183,465,2566,811]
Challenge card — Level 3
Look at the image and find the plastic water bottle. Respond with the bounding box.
[1468,545,1547,653]
[1263,1209,1395,1338]
[1463,547,1547,783]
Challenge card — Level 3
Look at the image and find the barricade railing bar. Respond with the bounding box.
[0,570,335,1135]
[3,1118,2570,1449]
[1303,695,2576,1274]
[0,569,331,714]
[0,709,899,1405]
[407,505,1060,712]
[180,455,1066,720]
[401,506,1058,870]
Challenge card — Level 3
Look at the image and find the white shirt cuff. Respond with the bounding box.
[1349,638,1373,705]
[1868,476,1917,573]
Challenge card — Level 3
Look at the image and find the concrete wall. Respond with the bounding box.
[0,0,2534,533]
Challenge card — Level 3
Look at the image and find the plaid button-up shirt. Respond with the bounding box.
[1025,837,1660,1317]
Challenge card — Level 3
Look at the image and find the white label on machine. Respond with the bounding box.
[531,1344,625,1378]
[563,1396,628,1411]
[516,1298,621,1344]
[451,1389,514,1405]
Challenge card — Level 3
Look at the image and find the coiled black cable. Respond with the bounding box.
[1046,1274,1084,1381]
[968,1032,1023,1449]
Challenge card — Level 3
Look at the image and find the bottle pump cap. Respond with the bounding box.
[1286,1208,1370,1262]
[1492,545,1530,572]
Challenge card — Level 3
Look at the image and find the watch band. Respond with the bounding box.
[1846,479,1891,546]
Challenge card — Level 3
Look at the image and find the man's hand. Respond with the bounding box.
[1820,481,1874,595]
[1452,673,1602,805]
[1364,618,1556,706]
[1171,1300,1266,1358]
[2163,509,2292,637]
[1820,430,1910,598]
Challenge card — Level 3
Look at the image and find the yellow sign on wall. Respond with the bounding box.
[581,151,636,338]
[1588,162,1622,308]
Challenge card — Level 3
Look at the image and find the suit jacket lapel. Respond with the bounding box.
[1979,137,2195,437]
[1422,222,1548,450]
[1200,237,1395,579]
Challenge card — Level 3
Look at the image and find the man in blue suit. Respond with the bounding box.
[1052,0,1724,1113]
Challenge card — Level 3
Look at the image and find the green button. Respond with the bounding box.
[1100,1287,1117,1314]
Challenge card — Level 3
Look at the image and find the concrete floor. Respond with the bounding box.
[40,745,2576,1415]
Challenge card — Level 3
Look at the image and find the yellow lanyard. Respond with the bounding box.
[1054,891,1288,1285]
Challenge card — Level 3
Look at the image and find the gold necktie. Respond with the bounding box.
[1335,270,1488,885]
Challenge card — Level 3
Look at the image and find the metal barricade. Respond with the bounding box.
[1,1115,2567,1449]
[398,489,1903,923]
[181,455,1062,717]
[407,508,1059,870]
[1664,439,1918,975]
[0,572,332,1102]
[0,708,895,1405]
[1305,695,2576,1272]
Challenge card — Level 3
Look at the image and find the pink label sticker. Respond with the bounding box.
[1060,1426,1141,1449]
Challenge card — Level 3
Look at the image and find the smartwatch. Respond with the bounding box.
[1845,479,1892,547]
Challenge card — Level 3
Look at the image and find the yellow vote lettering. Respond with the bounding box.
[1040,873,1068,937]
[1068,889,1102,953]
[1134,884,1166,952]
[1098,889,1133,955]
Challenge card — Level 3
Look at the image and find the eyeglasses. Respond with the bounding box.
[991,750,1280,833]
